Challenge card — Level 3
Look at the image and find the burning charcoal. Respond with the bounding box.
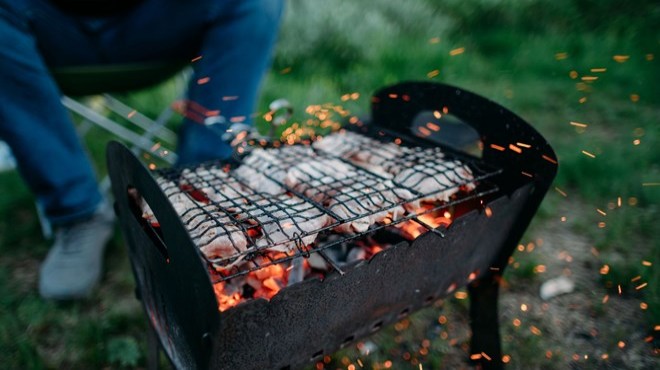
[287,258,305,286]
[346,246,367,263]
[242,264,289,300]
[306,253,329,271]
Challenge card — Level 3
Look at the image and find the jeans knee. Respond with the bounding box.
[245,0,285,33]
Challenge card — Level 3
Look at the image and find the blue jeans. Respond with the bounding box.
[0,0,283,225]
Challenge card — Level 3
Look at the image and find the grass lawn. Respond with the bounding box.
[0,0,658,368]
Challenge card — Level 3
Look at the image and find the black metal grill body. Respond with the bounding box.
[107,82,557,370]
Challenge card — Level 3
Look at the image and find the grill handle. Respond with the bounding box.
[370,81,557,194]
[107,141,218,370]
[371,81,557,276]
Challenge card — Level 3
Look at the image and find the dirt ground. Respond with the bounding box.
[324,201,659,370]
[432,207,658,369]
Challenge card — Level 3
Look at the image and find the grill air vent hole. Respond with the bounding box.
[399,307,411,318]
[310,350,323,361]
[371,321,383,332]
[280,366,291,370]
[425,295,436,304]
[341,335,355,347]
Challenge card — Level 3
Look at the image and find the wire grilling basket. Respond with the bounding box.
[147,126,503,282]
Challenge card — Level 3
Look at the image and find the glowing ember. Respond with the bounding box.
[613,55,630,63]
[569,121,588,128]
[396,204,452,239]
[449,47,465,56]
[581,150,596,158]
[426,69,440,78]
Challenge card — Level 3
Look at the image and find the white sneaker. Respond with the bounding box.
[39,202,115,300]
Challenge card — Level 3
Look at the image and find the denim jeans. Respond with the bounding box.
[0,0,283,225]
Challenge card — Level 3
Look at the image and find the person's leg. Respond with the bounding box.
[97,0,285,164]
[0,1,103,224]
[0,1,113,299]
[177,0,285,164]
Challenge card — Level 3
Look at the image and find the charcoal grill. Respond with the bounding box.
[107,81,557,370]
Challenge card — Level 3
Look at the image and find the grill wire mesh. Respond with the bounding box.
[151,128,502,282]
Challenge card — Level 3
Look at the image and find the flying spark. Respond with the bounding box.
[427,69,440,78]
[542,155,557,164]
[581,150,596,158]
[570,121,588,128]
[613,55,630,63]
[590,68,607,72]
[554,187,567,197]
[449,47,465,56]
[555,52,568,60]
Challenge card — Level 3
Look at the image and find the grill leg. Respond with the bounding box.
[147,322,160,370]
[468,274,503,370]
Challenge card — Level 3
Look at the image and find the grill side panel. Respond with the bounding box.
[209,184,531,370]
[107,142,219,370]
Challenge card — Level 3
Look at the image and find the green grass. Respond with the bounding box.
[1,0,658,368]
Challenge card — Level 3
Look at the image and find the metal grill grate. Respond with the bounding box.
[150,128,503,282]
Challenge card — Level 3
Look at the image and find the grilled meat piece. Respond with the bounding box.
[247,195,329,252]
[284,158,356,203]
[393,160,475,202]
[233,165,284,196]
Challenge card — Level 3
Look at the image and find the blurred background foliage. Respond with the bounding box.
[0,0,658,368]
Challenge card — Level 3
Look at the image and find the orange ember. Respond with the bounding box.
[397,205,452,239]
